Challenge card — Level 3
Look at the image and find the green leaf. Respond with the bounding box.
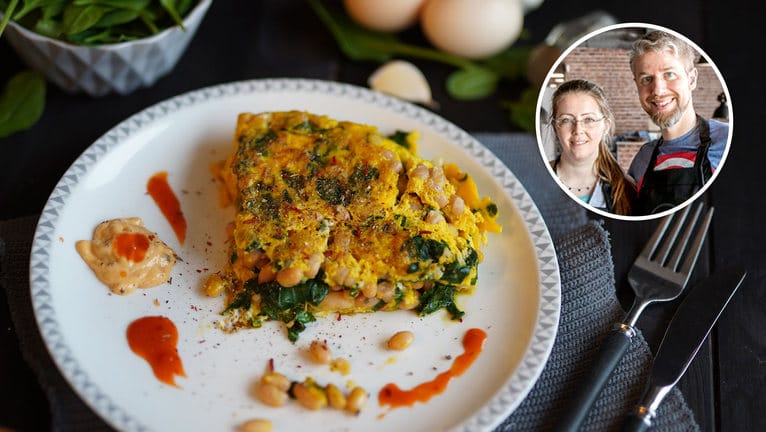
[0,71,46,138]
[0,0,19,37]
[73,0,151,11]
[417,283,464,319]
[11,0,60,21]
[138,8,159,34]
[446,67,499,100]
[33,17,63,37]
[308,0,396,62]
[62,4,108,35]
[94,9,139,28]
[480,45,532,80]
[176,0,195,16]
[159,0,184,29]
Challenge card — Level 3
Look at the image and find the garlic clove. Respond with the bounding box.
[368,60,436,107]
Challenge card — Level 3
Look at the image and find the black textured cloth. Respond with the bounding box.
[0,133,699,431]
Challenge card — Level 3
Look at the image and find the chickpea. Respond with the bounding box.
[239,419,272,432]
[377,281,395,303]
[254,382,288,407]
[306,252,323,279]
[425,209,445,225]
[345,387,368,415]
[325,383,347,410]
[318,292,355,311]
[333,267,350,286]
[411,163,429,179]
[261,371,290,392]
[308,340,332,365]
[361,281,377,298]
[258,265,276,283]
[450,196,465,217]
[293,382,328,410]
[434,192,449,208]
[276,266,303,287]
[387,330,414,351]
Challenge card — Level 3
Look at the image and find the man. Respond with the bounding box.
[627,30,729,215]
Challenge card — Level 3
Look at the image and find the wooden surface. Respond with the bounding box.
[1,1,764,431]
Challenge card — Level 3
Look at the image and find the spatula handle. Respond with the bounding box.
[555,323,635,431]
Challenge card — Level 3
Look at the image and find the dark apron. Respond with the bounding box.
[636,115,712,215]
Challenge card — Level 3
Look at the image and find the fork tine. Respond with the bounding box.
[650,204,692,264]
[678,205,714,277]
[667,203,705,271]
[640,208,677,259]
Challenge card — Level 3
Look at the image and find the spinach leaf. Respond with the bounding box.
[446,67,499,101]
[62,4,108,36]
[1,0,198,45]
[94,9,139,28]
[159,0,184,29]
[226,276,330,342]
[73,0,151,12]
[387,130,410,149]
[11,0,61,21]
[403,235,446,262]
[441,248,478,285]
[0,71,46,138]
[417,283,464,320]
[0,0,18,36]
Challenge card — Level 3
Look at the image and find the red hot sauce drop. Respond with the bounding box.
[113,232,151,262]
[147,171,186,245]
[126,316,186,387]
[378,328,487,410]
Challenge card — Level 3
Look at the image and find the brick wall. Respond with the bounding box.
[563,47,725,136]
[616,141,645,174]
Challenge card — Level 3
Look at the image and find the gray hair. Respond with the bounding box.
[629,30,698,75]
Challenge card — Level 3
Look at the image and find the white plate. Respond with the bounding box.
[29,79,560,432]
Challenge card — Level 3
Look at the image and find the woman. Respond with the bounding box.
[549,79,636,215]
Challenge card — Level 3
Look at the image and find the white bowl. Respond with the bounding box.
[2,0,212,97]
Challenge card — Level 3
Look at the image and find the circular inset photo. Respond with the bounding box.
[535,23,732,220]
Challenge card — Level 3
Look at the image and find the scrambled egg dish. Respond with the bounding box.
[207,111,500,341]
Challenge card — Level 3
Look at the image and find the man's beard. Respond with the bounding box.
[649,97,688,129]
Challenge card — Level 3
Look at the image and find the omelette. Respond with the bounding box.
[206,111,500,341]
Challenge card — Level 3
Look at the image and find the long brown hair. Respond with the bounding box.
[551,79,636,215]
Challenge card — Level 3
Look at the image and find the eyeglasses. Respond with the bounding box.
[553,116,605,130]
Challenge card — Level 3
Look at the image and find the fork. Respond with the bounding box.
[556,202,714,431]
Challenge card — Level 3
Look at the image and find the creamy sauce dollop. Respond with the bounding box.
[76,218,176,295]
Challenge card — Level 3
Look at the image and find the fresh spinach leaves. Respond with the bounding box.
[0,0,198,44]
[0,70,45,138]
[225,276,331,342]
[417,283,464,320]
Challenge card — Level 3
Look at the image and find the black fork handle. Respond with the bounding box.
[555,324,634,431]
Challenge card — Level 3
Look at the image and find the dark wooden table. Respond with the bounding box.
[1,1,763,431]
